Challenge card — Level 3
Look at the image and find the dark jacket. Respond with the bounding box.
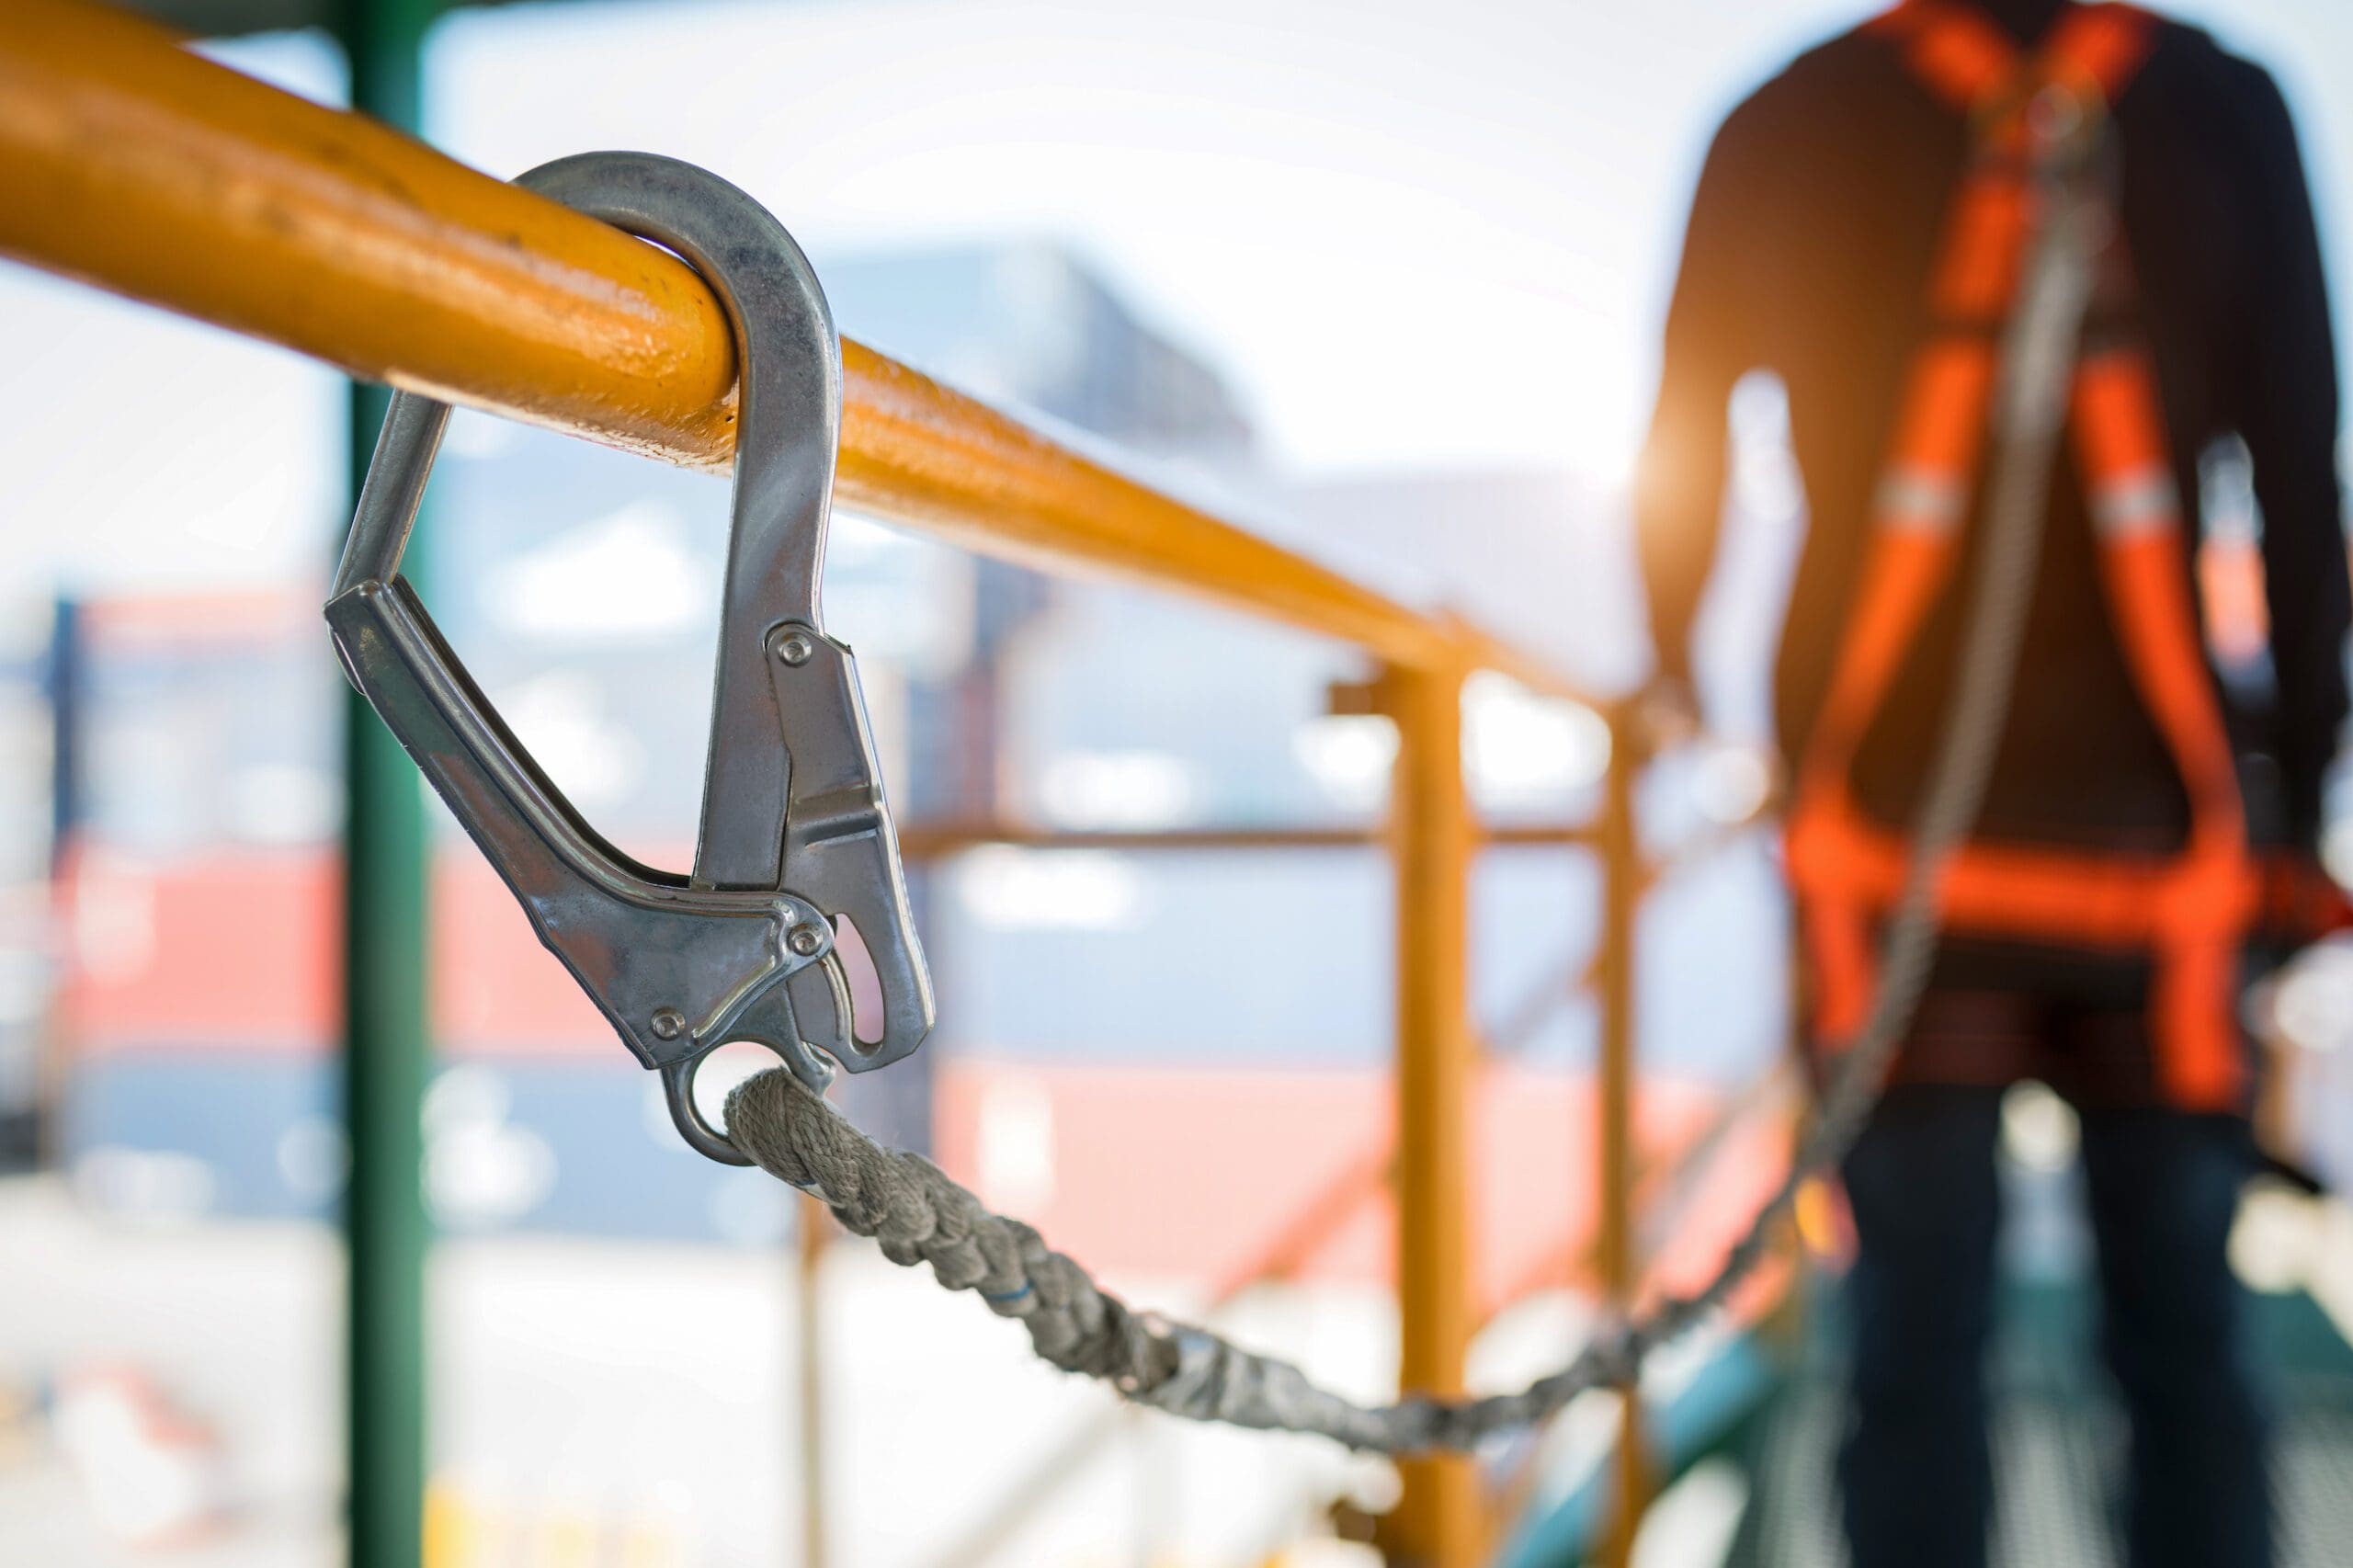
[1636,2,2347,1017]
[1647,3,2343,857]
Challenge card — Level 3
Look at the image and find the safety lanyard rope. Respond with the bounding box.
[715,84,2120,1449]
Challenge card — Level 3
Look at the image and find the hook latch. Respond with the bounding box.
[325,153,935,1165]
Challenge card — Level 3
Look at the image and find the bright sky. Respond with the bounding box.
[431,0,2353,482]
[0,0,2347,594]
[428,0,1868,482]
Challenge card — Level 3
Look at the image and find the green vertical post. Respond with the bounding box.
[335,5,439,1566]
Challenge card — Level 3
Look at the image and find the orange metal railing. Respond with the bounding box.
[0,4,1745,1563]
[0,0,1568,696]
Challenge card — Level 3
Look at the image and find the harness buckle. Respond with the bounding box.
[325,153,935,1165]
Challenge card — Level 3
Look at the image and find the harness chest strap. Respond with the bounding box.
[1787,1,2254,1109]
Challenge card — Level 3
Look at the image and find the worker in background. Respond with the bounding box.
[1635,3,2346,1566]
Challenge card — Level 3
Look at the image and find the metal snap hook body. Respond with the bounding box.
[326,152,935,1165]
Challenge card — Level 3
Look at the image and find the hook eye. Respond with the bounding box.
[660,1035,834,1168]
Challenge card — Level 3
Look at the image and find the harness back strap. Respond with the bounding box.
[1788,1,2255,1109]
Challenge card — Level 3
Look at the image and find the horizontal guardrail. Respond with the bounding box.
[0,8,1645,1562]
[0,0,1583,695]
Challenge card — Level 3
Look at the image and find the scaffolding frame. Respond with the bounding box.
[0,3,1680,1562]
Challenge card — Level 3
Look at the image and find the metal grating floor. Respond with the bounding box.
[1727,1377,2353,1568]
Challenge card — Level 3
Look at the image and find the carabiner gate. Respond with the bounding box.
[326,152,935,1165]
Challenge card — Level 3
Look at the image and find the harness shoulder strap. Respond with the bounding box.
[1799,6,2161,802]
[1789,2,2256,1111]
[1870,1,2159,114]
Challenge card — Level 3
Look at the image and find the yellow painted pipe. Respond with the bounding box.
[1384,661,1484,1568]
[0,0,1579,692]
[0,0,743,463]
[1595,708,1650,1565]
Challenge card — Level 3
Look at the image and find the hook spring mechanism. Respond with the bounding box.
[325,152,935,1164]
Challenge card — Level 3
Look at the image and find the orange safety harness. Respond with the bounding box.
[1787,0,2262,1110]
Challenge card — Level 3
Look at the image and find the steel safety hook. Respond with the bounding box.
[325,152,935,1165]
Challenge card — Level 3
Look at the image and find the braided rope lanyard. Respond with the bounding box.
[721,97,2106,1456]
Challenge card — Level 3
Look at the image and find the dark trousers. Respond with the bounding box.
[1838,1083,2272,1568]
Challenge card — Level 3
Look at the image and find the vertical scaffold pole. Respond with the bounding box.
[1596,707,1647,1566]
[1384,663,1481,1568]
[798,1194,831,1568]
[335,4,439,1564]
